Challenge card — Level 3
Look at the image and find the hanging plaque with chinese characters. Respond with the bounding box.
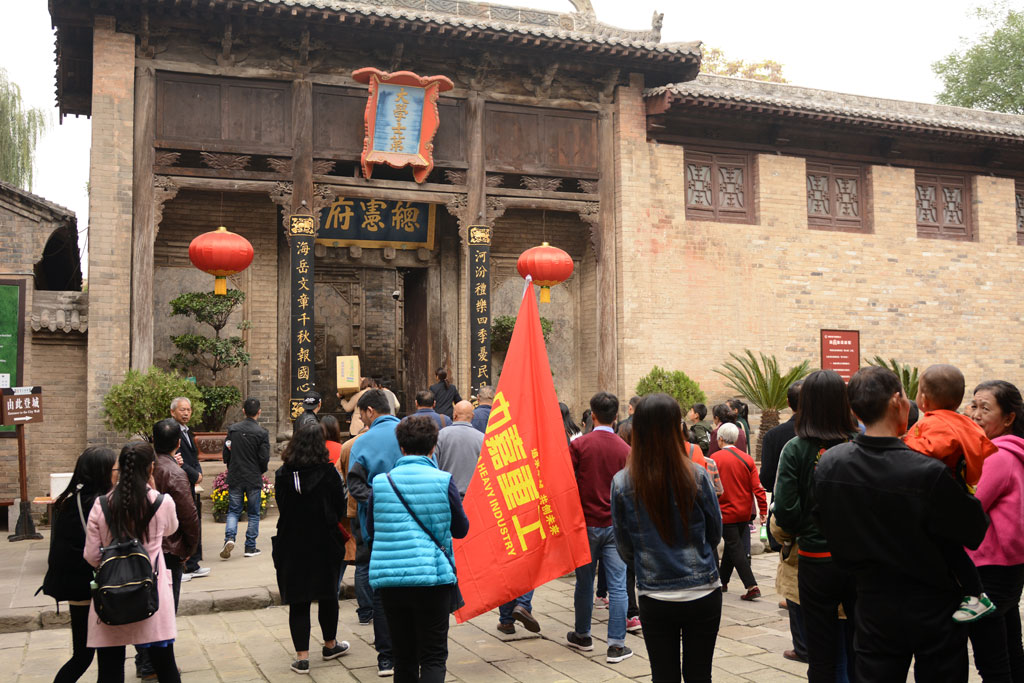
[289,215,316,420]
[318,197,436,249]
[352,68,454,183]
[468,225,492,390]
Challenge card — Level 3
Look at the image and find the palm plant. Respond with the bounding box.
[866,356,920,400]
[713,350,812,459]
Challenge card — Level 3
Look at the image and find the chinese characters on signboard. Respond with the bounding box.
[352,68,454,183]
[820,329,860,382]
[317,197,435,249]
[290,215,317,420]
[479,391,559,557]
[1,387,43,426]
[468,226,492,390]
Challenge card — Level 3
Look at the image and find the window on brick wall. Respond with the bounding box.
[915,172,972,240]
[1016,181,1024,246]
[684,149,753,223]
[806,161,868,232]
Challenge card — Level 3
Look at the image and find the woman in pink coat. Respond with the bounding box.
[967,380,1024,682]
[84,441,181,682]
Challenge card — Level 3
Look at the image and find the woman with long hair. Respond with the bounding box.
[727,399,752,449]
[42,446,117,683]
[773,370,858,683]
[273,424,350,674]
[967,380,1024,681]
[709,403,746,455]
[611,393,723,682]
[83,442,181,682]
[322,415,344,467]
[429,368,461,420]
[561,402,582,446]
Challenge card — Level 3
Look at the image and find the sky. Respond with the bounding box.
[0,0,1004,276]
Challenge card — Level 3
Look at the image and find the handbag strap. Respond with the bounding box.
[385,472,457,576]
[76,491,87,531]
[98,493,165,543]
[724,446,754,474]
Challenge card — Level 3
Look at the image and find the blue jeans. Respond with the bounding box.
[354,561,374,622]
[574,525,627,646]
[498,591,535,624]
[224,486,261,550]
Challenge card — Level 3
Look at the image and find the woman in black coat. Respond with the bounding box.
[41,446,117,683]
[272,425,351,674]
[428,368,461,420]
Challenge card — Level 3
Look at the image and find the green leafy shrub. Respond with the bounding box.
[635,366,707,409]
[168,289,250,431]
[103,367,206,440]
[490,314,553,355]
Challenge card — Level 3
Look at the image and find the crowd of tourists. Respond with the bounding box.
[38,362,1024,682]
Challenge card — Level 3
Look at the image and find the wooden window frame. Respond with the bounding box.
[684,148,754,224]
[1016,180,1024,246]
[915,171,973,241]
[806,160,868,233]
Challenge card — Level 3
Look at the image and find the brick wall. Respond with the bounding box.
[154,190,280,436]
[615,81,1024,407]
[85,17,135,445]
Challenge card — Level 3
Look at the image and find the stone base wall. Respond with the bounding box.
[615,81,1022,408]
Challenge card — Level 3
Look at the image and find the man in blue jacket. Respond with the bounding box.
[348,389,402,677]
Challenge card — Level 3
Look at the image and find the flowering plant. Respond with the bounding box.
[210,470,274,515]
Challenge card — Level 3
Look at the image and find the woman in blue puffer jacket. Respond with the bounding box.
[368,415,469,682]
[611,393,723,683]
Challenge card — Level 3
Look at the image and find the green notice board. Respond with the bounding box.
[0,281,24,435]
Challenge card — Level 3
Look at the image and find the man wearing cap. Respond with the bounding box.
[295,391,321,430]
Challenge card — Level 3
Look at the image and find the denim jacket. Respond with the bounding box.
[611,463,722,591]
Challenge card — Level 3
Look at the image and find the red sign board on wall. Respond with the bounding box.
[821,330,860,382]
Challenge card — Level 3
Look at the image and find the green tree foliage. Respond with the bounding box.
[714,350,812,458]
[934,8,1024,113]
[700,47,788,83]
[0,68,48,190]
[635,366,707,411]
[866,356,921,400]
[168,289,250,430]
[490,314,553,355]
[103,367,206,440]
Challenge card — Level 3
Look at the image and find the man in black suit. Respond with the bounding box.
[220,397,270,559]
[171,396,210,579]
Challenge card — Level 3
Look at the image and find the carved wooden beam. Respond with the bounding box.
[152,176,179,235]
[312,183,337,212]
[444,169,467,185]
[577,179,598,193]
[577,201,601,259]
[522,176,563,192]
[485,174,505,188]
[485,197,507,223]
[269,181,294,228]
[154,151,180,167]
[200,152,251,170]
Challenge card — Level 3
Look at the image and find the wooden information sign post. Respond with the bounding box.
[2,386,43,541]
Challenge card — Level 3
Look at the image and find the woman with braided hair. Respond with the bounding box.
[84,441,181,682]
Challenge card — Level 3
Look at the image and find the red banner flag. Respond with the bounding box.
[453,279,591,623]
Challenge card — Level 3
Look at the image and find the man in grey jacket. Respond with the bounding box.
[435,400,484,497]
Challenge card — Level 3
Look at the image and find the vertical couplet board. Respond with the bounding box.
[0,280,25,436]
[468,225,492,390]
[289,215,317,421]
[820,329,860,382]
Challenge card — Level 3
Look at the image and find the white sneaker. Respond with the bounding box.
[190,567,211,578]
[220,541,234,559]
[180,573,192,583]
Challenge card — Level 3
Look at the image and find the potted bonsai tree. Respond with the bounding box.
[168,289,250,459]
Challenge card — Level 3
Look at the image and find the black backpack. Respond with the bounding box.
[92,494,164,626]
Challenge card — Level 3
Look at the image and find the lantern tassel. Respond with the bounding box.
[539,286,551,303]
[214,276,227,296]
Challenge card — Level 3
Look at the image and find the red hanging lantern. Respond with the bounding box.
[517,242,574,303]
[188,226,254,295]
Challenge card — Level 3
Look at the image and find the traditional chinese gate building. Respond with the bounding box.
[48,0,697,442]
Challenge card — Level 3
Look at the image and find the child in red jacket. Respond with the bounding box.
[904,364,997,622]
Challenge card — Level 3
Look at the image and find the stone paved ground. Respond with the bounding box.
[0,548,993,682]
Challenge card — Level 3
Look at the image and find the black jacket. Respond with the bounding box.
[223,417,270,489]
[176,423,201,487]
[759,416,797,493]
[814,434,989,592]
[42,490,102,602]
[272,463,348,604]
[428,381,461,419]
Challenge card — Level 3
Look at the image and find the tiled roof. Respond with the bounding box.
[647,74,1024,139]
[0,180,76,222]
[207,0,700,57]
